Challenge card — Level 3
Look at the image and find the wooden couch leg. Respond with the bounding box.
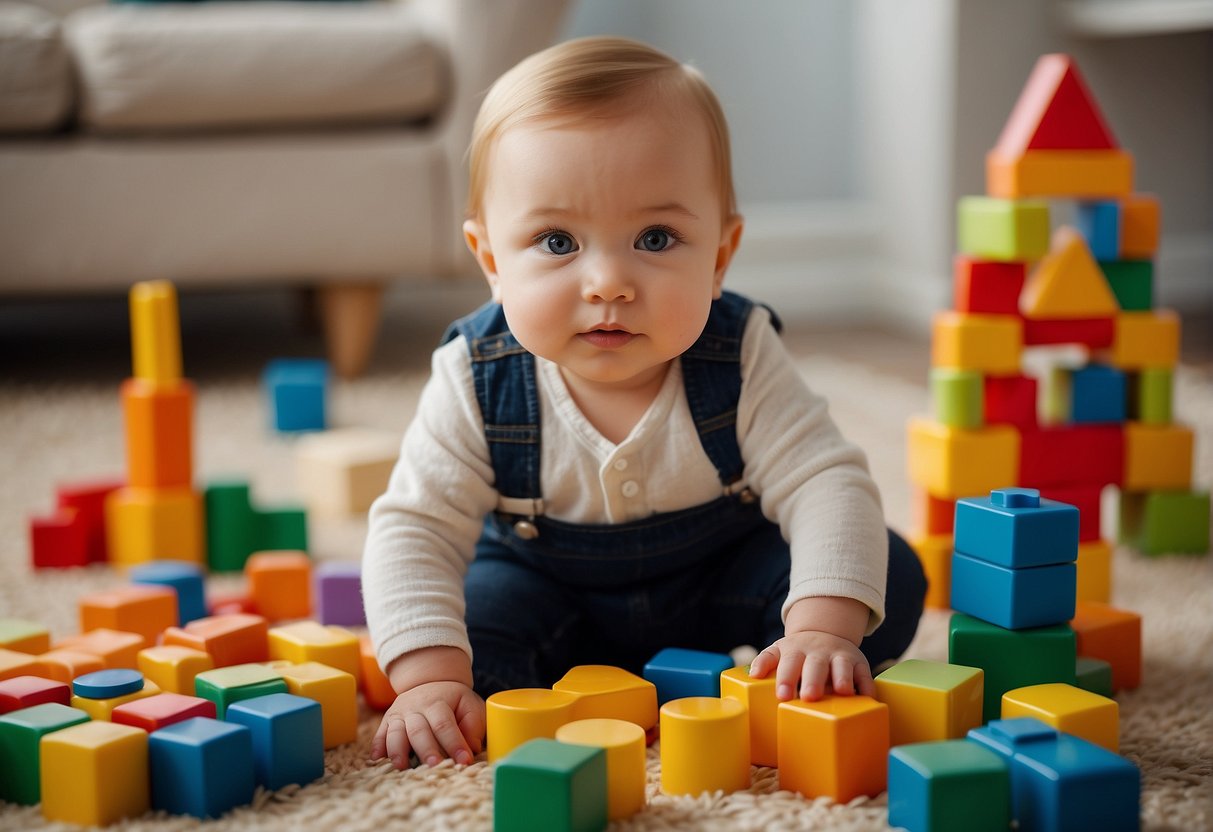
[317,280,385,378]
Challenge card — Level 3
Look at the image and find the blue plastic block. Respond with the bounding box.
[264,359,328,433]
[1075,201,1121,262]
[1070,365,1127,424]
[642,648,734,705]
[314,562,365,627]
[0,703,90,804]
[148,717,255,819]
[130,561,208,624]
[954,488,1079,568]
[968,718,1140,832]
[72,669,144,699]
[950,551,1076,630]
[888,740,1010,832]
[226,693,324,791]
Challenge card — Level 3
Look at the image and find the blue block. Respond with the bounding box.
[954,488,1079,568]
[225,693,324,791]
[1070,365,1127,424]
[888,740,1011,832]
[130,561,208,625]
[72,669,144,699]
[968,718,1140,832]
[950,551,1075,630]
[264,359,328,433]
[1075,201,1121,262]
[149,717,255,819]
[642,648,733,704]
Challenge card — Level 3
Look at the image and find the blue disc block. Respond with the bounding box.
[1070,365,1127,424]
[72,669,145,699]
[148,717,255,819]
[226,693,324,791]
[130,561,208,625]
[642,647,734,704]
[264,358,328,433]
[954,488,1079,569]
[950,551,1076,630]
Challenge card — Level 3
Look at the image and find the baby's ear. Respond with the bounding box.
[463,219,500,300]
[713,214,745,297]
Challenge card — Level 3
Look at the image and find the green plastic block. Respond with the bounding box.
[194,664,287,719]
[888,740,1010,832]
[494,738,607,832]
[0,703,90,804]
[957,197,1050,262]
[948,613,1076,722]
[1099,260,1154,311]
[1132,368,1173,425]
[931,368,984,429]
[1120,490,1210,555]
[205,481,258,572]
[1075,657,1114,698]
[255,507,308,552]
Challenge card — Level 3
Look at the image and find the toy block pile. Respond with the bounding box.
[907,53,1209,608]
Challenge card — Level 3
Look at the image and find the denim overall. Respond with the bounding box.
[444,291,925,697]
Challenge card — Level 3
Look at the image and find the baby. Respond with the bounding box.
[363,36,926,770]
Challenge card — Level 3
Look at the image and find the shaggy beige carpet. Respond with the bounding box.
[1,298,1210,831]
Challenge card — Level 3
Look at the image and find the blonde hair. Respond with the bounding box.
[466,36,736,221]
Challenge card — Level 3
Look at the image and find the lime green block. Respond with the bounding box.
[194,664,287,719]
[1099,260,1154,311]
[1076,657,1114,698]
[888,740,1010,832]
[1133,368,1173,425]
[0,704,90,804]
[1120,490,1210,555]
[957,197,1050,262]
[255,507,308,552]
[931,368,984,429]
[494,738,607,832]
[205,481,258,572]
[948,613,1076,722]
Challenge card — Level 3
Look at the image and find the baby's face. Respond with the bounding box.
[467,100,741,395]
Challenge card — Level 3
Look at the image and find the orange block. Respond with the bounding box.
[121,378,194,489]
[1020,226,1119,319]
[80,585,177,645]
[1120,194,1160,258]
[1070,602,1141,692]
[777,695,889,802]
[358,634,396,711]
[931,312,1023,375]
[0,647,41,681]
[246,551,312,621]
[161,613,269,668]
[912,488,955,536]
[987,149,1133,200]
[1107,311,1180,370]
[55,629,147,670]
[1123,423,1194,491]
[910,534,953,610]
[35,649,106,683]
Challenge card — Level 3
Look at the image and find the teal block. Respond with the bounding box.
[888,740,1010,832]
[957,197,1050,261]
[264,359,328,433]
[1075,657,1114,698]
[494,738,607,832]
[1076,202,1120,261]
[1099,260,1153,311]
[954,488,1079,568]
[1119,490,1210,555]
[0,703,90,804]
[1132,368,1172,425]
[931,368,983,429]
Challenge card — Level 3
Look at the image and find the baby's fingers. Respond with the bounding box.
[830,655,856,696]
[854,658,876,697]
[797,653,830,701]
[425,702,475,765]
[383,714,412,770]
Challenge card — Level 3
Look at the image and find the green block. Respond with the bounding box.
[1132,368,1173,425]
[888,740,1010,832]
[494,738,607,832]
[1076,656,1114,698]
[255,507,308,552]
[948,613,1076,722]
[931,368,983,429]
[0,704,90,804]
[1120,490,1211,555]
[205,481,258,572]
[194,664,287,719]
[1099,259,1154,311]
[957,197,1050,261]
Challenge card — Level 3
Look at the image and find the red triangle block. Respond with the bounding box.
[995,54,1118,154]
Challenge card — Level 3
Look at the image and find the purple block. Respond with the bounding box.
[314,562,365,626]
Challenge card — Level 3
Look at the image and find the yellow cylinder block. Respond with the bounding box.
[129,280,182,384]
[486,688,578,762]
[658,696,750,796]
[556,718,647,820]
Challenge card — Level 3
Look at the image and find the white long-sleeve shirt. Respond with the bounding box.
[362,305,888,674]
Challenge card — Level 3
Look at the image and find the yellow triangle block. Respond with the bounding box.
[1020,226,1119,319]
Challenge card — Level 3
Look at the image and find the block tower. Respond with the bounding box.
[105,281,205,566]
[907,53,1209,609]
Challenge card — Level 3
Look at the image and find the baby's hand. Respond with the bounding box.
[370,680,486,770]
[749,630,875,702]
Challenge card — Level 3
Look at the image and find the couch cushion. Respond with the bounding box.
[0,2,72,132]
[64,2,446,132]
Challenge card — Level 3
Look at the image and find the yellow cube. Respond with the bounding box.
[552,665,658,730]
[71,680,161,721]
[1108,311,1180,370]
[267,621,360,683]
[909,534,954,610]
[1002,682,1119,752]
[279,661,358,748]
[486,688,578,762]
[907,419,1020,500]
[873,660,984,747]
[659,697,750,796]
[40,721,149,826]
[777,695,889,802]
[719,666,778,767]
[556,718,647,821]
[1076,539,1112,604]
[105,486,204,567]
[137,645,214,694]
[1123,423,1193,491]
[931,312,1023,375]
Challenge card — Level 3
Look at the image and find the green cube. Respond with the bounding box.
[957,197,1050,261]
[194,664,287,719]
[888,740,1010,832]
[948,613,1076,722]
[1131,368,1173,425]
[1120,490,1211,555]
[255,507,308,552]
[931,368,984,429]
[205,481,258,572]
[0,704,90,804]
[1075,657,1114,698]
[1099,260,1153,311]
[494,738,607,832]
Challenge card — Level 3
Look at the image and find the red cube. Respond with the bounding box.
[56,478,123,563]
[984,374,1038,430]
[1040,484,1104,542]
[29,509,88,569]
[111,692,217,731]
[954,257,1027,315]
[0,675,71,713]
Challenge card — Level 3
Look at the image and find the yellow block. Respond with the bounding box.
[40,721,149,826]
[71,680,161,721]
[1020,226,1119,319]
[1124,422,1193,491]
[129,280,182,384]
[659,697,750,796]
[719,666,778,767]
[0,620,50,655]
[1076,539,1112,604]
[931,312,1023,375]
[552,665,658,730]
[1002,682,1119,752]
[279,661,358,748]
[777,695,889,802]
[873,660,983,748]
[137,645,215,694]
[987,149,1134,200]
[556,718,647,821]
[267,621,360,683]
[907,418,1020,500]
[485,688,578,762]
[909,534,954,610]
[105,486,204,567]
[1107,311,1180,370]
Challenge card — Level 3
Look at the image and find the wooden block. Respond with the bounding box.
[55,629,147,670]
[660,696,750,796]
[1107,310,1180,369]
[719,666,778,767]
[910,534,954,610]
[129,280,182,384]
[225,693,324,791]
[105,486,204,567]
[29,508,88,569]
[987,149,1133,200]
[358,634,396,711]
[0,619,50,655]
[0,676,70,713]
[992,54,1118,154]
[931,312,1023,374]
[888,739,1010,832]
[111,692,217,732]
[931,368,983,429]
[1123,422,1193,491]
[1069,601,1142,692]
[161,613,270,668]
[1020,226,1119,320]
[40,721,149,826]
[278,661,358,748]
[874,659,984,748]
[911,489,955,537]
[907,418,1020,500]
[71,679,162,721]
[983,374,1038,430]
[122,378,194,489]
[1075,539,1113,603]
[953,257,1027,315]
[1002,683,1118,752]
[1120,193,1160,258]
[33,649,105,684]
[553,665,658,731]
[956,197,1050,261]
[0,702,90,804]
[493,738,607,832]
[137,645,215,694]
[56,479,123,563]
[556,718,646,821]
[1120,489,1210,555]
[777,695,888,802]
[486,688,579,762]
[294,427,399,517]
[247,551,312,622]
[193,663,287,719]
[79,584,177,646]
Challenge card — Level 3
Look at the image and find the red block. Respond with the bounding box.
[0,675,71,713]
[206,592,256,617]
[912,488,955,535]
[29,509,88,569]
[112,692,217,732]
[1020,425,1123,488]
[1022,316,1114,348]
[954,257,1027,315]
[56,478,123,563]
[984,375,1038,430]
[1040,484,1104,542]
[994,54,1118,154]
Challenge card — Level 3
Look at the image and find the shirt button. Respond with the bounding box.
[613,459,629,471]
[621,480,640,498]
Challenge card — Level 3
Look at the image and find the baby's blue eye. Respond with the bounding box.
[539,232,577,255]
[637,228,674,252]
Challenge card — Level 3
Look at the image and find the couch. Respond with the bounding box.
[0,0,569,376]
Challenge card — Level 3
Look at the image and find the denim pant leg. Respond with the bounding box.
[859,529,928,668]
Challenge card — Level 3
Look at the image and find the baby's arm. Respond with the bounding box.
[748,596,875,700]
